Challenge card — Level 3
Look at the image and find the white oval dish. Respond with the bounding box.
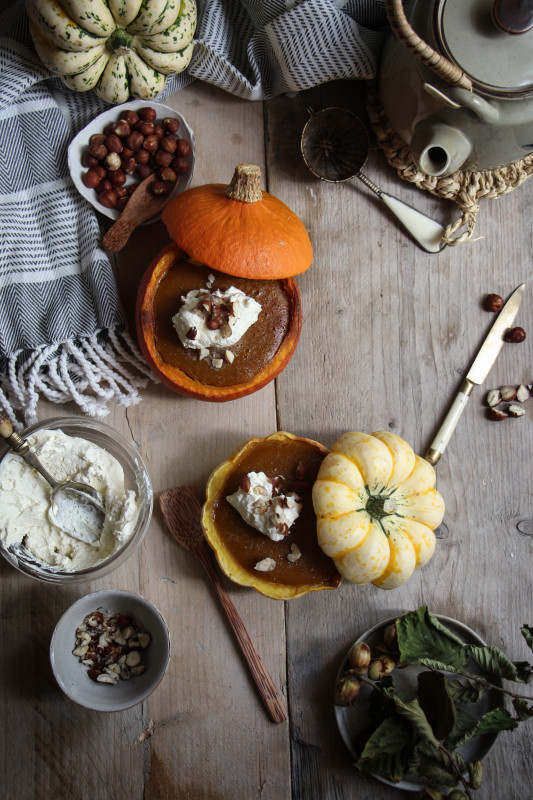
[50,590,170,712]
[335,614,504,792]
[68,100,195,222]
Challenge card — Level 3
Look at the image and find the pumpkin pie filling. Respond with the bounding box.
[206,437,342,589]
[152,257,292,387]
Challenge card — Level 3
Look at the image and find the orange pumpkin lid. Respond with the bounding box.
[161,163,313,280]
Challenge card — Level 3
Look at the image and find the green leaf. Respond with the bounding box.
[355,715,412,782]
[513,661,532,684]
[408,740,465,788]
[446,708,519,747]
[397,607,468,672]
[424,790,445,800]
[446,708,479,749]
[521,624,533,652]
[468,644,526,682]
[418,671,456,739]
[391,695,438,745]
[467,759,483,790]
[512,698,533,721]
[448,678,484,704]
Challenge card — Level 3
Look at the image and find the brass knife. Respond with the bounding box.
[425,283,525,466]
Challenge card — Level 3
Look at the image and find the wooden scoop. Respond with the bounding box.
[102,174,174,252]
[159,485,288,724]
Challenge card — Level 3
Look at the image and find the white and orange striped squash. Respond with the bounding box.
[312,431,445,590]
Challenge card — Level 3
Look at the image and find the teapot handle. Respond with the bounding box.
[385,0,473,91]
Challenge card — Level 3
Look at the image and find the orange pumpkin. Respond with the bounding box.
[161,163,313,280]
[136,244,302,401]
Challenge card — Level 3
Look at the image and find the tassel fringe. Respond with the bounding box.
[0,327,157,428]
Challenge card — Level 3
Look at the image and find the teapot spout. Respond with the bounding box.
[410,122,472,177]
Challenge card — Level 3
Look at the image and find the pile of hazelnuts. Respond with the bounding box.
[81,105,191,211]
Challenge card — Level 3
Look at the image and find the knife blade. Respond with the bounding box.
[425,283,525,466]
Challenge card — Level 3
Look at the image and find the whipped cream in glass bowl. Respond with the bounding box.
[0,417,153,583]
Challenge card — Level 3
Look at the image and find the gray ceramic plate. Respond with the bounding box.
[335,614,503,792]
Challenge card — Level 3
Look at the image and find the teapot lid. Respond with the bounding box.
[436,0,533,96]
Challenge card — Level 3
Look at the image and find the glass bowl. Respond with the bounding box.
[0,416,153,583]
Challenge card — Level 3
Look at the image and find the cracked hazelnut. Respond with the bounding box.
[508,404,526,417]
[500,385,517,402]
[487,408,508,421]
[486,389,502,407]
[516,384,530,402]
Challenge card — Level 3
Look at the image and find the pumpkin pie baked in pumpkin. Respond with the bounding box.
[201,432,342,599]
[136,164,312,401]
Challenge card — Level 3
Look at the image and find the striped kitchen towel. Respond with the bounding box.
[0,0,386,427]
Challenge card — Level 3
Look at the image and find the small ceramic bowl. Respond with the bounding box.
[68,99,195,222]
[50,590,170,711]
[0,417,153,583]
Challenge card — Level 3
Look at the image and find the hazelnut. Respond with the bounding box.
[88,142,107,160]
[83,168,102,189]
[104,134,123,153]
[487,407,508,421]
[348,642,371,673]
[104,152,122,170]
[163,117,180,134]
[508,404,526,418]
[486,389,502,407]
[111,119,130,138]
[94,178,112,194]
[516,384,530,402]
[500,385,517,402]
[175,139,191,157]
[139,106,157,123]
[120,109,139,126]
[505,326,526,343]
[334,671,361,706]
[135,148,150,165]
[137,164,154,179]
[171,156,189,174]
[99,188,118,208]
[483,293,504,312]
[150,180,171,196]
[158,167,177,184]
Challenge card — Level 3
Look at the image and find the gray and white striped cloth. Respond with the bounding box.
[0,0,387,426]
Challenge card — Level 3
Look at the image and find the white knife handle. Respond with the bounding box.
[425,381,474,465]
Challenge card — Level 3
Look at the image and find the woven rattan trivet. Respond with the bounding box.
[366,81,533,246]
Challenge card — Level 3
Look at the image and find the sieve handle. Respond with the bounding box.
[355,174,445,253]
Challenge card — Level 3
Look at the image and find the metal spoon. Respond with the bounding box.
[0,413,105,544]
[300,106,446,253]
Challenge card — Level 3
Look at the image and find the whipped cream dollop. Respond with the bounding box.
[0,429,140,571]
[172,287,262,353]
[226,471,302,542]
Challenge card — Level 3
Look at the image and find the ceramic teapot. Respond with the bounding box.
[378,0,533,177]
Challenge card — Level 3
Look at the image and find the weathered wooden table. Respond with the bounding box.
[1,56,533,800]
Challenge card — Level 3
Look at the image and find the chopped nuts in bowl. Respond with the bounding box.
[50,590,170,711]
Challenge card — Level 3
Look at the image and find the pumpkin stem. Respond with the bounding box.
[366,494,398,519]
[225,164,263,204]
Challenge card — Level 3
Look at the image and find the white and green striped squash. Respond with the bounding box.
[25,0,196,104]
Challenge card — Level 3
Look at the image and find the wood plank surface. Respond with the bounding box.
[1,12,533,800]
